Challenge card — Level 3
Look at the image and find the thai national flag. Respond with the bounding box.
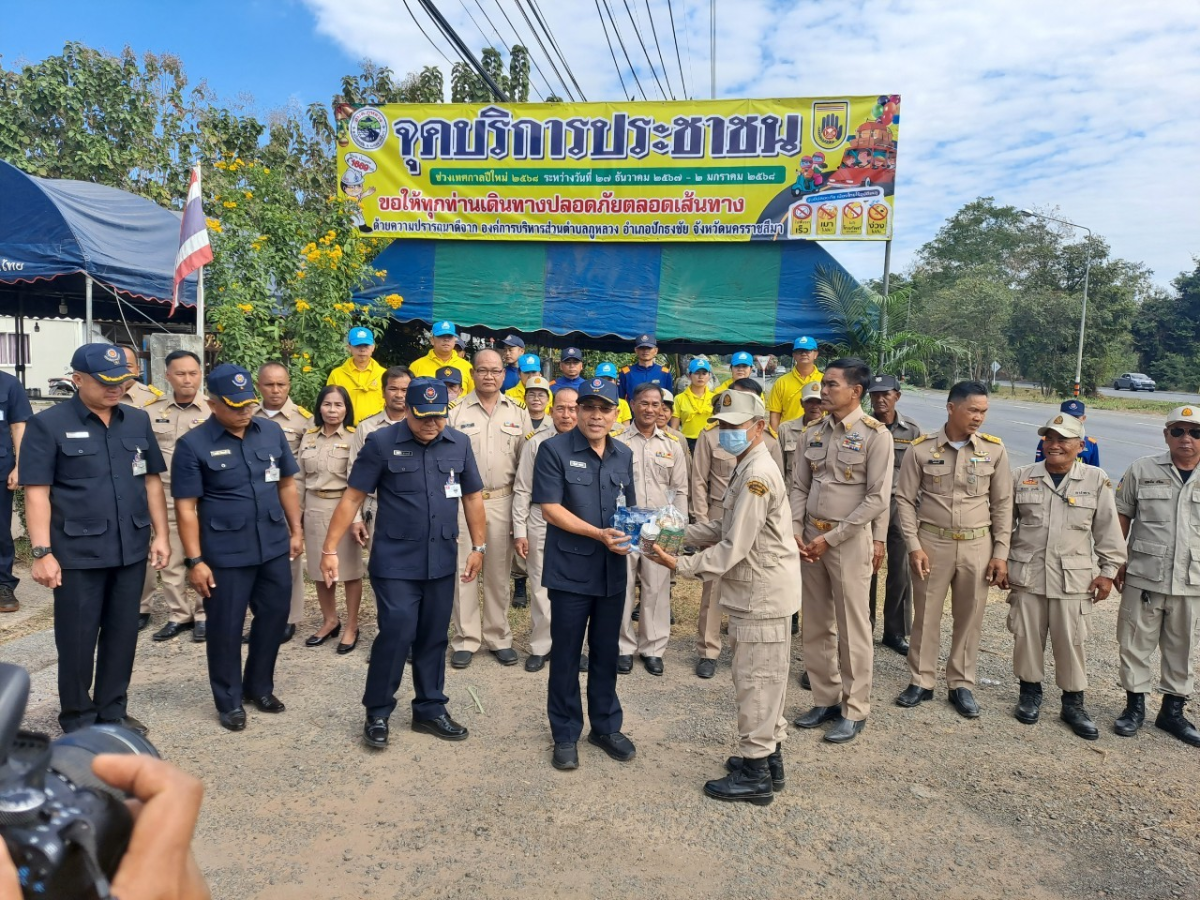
[172,164,214,314]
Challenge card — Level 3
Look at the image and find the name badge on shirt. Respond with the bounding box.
[132,447,147,477]
[569,460,588,469]
[445,468,462,498]
[0,410,5,422]
[394,450,413,457]
[66,431,90,439]
[266,455,280,483]
[210,449,232,457]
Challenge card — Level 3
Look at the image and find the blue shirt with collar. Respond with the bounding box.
[0,371,33,477]
[502,364,521,392]
[171,416,298,566]
[617,362,671,402]
[19,394,166,569]
[1035,436,1100,467]
[348,420,483,581]
[549,375,585,393]
[532,426,636,596]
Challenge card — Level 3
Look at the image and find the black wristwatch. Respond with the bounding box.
[31,546,52,559]
[184,556,204,569]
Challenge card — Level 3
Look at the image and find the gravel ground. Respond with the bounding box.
[5,563,1199,900]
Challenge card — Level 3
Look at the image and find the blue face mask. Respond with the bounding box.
[718,428,751,456]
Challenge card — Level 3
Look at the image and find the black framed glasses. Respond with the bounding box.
[1169,426,1200,439]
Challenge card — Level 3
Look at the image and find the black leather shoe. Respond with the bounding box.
[705,757,773,805]
[243,693,286,713]
[364,716,389,748]
[793,705,842,729]
[1014,681,1043,725]
[512,577,528,608]
[579,654,589,672]
[552,742,578,770]
[98,715,148,736]
[588,730,636,762]
[616,655,633,674]
[137,613,151,631]
[1060,691,1098,740]
[949,687,980,719]
[725,743,784,791]
[799,671,811,690]
[525,654,546,672]
[696,658,717,679]
[824,716,865,743]
[219,708,247,732]
[630,603,641,622]
[491,647,519,666]
[281,623,296,643]
[305,622,341,647]
[895,684,934,708]
[881,633,910,656]
[450,650,473,669]
[336,631,360,655]
[152,620,193,642]
[412,714,469,741]
[1114,691,1145,737]
[192,621,207,643]
[641,655,664,676]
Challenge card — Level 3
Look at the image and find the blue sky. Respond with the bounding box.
[3,0,1198,289]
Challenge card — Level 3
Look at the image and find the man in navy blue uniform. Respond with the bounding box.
[549,347,586,393]
[0,368,33,613]
[21,343,170,734]
[533,377,638,771]
[321,378,487,750]
[500,334,525,392]
[1034,399,1100,466]
[617,334,671,402]
[172,364,302,732]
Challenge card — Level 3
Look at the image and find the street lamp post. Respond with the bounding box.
[1020,209,1092,398]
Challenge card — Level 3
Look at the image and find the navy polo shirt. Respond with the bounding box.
[532,426,636,596]
[549,375,585,393]
[171,416,298,566]
[617,362,670,402]
[348,420,483,581]
[502,364,521,392]
[20,395,165,569]
[0,371,33,478]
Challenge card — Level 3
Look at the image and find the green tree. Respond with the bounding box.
[1131,261,1200,391]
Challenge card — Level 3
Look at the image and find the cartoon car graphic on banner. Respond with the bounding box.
[825,121,897,193]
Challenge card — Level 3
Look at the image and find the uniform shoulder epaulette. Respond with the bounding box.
[911,433,935,446]
[524,430,536,440]
[767,425,779,438]
[306,426,319,434]
[860,415,883,430]
[664,430,679,442]
[1087,436,1098,444]
[704,421,718,431]
[514,399,526,409]
[978,432,1003,444]
[346,425,355,432]
[448,400,458,410]
[619,365,630,374]
[148,384,164,397]
[296,406,311,419]
[660,364,670,373]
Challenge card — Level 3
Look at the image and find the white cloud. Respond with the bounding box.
[302,0,1200,286]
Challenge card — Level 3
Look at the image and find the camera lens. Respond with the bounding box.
[49,725,160,796]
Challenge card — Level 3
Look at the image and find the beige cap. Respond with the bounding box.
[524,375,552,395]
[1166,405,1200,425]
[1038,414,1085,439]
[710,389,766,425]
[801,381,823,403]
[661,388,674,405]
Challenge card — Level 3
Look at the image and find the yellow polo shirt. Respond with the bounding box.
[766,366,823,424]
[409,349,475,395]
[674,386,716,439]
[326,358,387,423]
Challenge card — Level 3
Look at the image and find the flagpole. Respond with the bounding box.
[196,267,205,338]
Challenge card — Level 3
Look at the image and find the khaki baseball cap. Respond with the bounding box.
[525,375,552,395]
[1038,414,1085,439]
[1166,405,1200,425]
[710,389,766,426]
[801,381,823,403]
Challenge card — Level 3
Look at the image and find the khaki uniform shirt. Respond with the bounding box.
[254,399,312,457]
[349,409,406,463]
[895,427,1014,559]
[690,423,784,523]
[882,412,923,497]
[145,394,210,493]
[789,407,894,547]
[448,391,532,492]
[614,425,689,517]
[1009,461,1126,598]
[295,425,355,512]
[779,416,824,486]
[512,427,559,539]
[678,442,802,619]
[1114,452,1200,596]
[120,380,163,410]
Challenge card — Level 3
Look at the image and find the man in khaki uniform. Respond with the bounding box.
[894,381,1012,718]
[448,349,532,668]
[143,350,211,643]
[513,385,579,672]
[790,358,893,743]
[254,362,312,638]
[350,366,412,548]
[1005,414,1125,740]
[778,381,825,483]
[1112,405,1200,747]
[616,383,689,676]
[118,346,164,629]
[646,389,801,805]
[657,390,692,468]
[690,380,785,678]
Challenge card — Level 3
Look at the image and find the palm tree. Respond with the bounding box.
[812,266,959,379]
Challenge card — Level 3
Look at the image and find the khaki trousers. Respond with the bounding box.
[729,615,791,758]
[696,579,724,659]
[288,553,305,624]
[1007,590,1091,692]
[620,552,672,657]
[800,525,874,720]
[907,531,991,690]
[140,505,204,623]
[1118,587,1200,696]
[451,494,515,653]
[525,512,552,656]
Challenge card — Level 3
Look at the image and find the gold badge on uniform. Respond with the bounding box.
[1183,407,1194,417]
[722,393,733,407]
[1054,415,1064,424]
[747,478,768,496]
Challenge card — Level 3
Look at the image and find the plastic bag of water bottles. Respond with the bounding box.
[653,490,687,555]
[612,505,657,555]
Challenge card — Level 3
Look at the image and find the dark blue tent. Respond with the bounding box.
[0,160,197,323]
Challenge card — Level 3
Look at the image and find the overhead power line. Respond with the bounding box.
[457,0,546,100]
[484,0,566,100]
[512,0,577,101]
[402,0,454,65]
[593,0,631,99]
[599,0,649,100]
[643,0,676,100]
[664,0,689,99]
[620,0,669,100]
[419,0,509,100]
[527,0,588,101]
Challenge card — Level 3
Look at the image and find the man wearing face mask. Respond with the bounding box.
[646,389,801,805]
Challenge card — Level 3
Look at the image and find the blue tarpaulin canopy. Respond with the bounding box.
[0,160,197,322]
[354,238,854,353]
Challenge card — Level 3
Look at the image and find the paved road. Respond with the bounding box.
[1007,380,1198,406]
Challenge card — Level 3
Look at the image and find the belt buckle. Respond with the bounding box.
[813,518,832,532]
[482,490,491,500]
[951,530,966,540]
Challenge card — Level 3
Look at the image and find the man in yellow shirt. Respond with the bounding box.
[671,358,716,451]
[409,320,475,394]
[714,351,756,394]
[767,335,822,431]
[327,327,387,422]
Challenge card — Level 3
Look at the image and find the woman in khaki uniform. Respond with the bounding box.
[298,386,364,653]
